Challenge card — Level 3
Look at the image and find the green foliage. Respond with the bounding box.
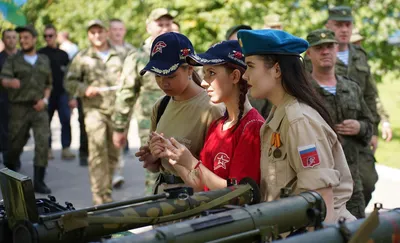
[0,0,399,81]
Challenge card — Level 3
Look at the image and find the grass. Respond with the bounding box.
[374,75,400,170]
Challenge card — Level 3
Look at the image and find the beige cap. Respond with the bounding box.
[87,19,106,30]
[146,8,174,24]
[264,14,282,28]
[351,28,364,43]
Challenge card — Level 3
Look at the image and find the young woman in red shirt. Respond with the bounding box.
[150,40,264,191]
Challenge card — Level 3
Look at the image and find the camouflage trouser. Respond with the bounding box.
[359,149,379,207]
[345,159,366,219]
[136,90,164,196]
[6,103,49,168]
[85,109,120,205]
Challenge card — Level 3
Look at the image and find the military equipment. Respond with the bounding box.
[106,191,326,243]
[0,168,260,243]
[274,203,400,243]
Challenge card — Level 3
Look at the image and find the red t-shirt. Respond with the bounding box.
[200,108,264,190]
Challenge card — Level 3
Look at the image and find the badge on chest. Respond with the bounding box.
[269,132,284,159]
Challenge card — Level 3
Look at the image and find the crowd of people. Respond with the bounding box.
[0,5,393,222]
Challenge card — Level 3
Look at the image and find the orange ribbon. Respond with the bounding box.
[270,132,281,148]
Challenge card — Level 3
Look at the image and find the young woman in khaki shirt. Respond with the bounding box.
[237,29,355,223]
[135,32,223,193]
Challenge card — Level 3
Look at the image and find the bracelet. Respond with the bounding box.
[194,160,202,169]
[42,98,49,105]
[188,160,202,178]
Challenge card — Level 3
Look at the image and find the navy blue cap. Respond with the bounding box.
[237,29,309,56]
[140,32,194,76]
[186,40,246,69]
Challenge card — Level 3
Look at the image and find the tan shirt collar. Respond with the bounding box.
[266,94,296,132]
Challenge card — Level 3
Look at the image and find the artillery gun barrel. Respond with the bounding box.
[13,183,258,243]
[106,191,326,243]
[40,193,169,221]
[274,207,400,243]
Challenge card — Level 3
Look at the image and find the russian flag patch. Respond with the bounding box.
[298,144,320,168]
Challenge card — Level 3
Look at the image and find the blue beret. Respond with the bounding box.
[237,29,309,56]
[186,40,246,69]
[140,32,194,76]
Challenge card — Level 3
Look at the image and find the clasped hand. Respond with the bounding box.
[148,132,193,169]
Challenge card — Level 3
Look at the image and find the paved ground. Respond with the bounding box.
[0,110,145,208]
[0,110,399,213]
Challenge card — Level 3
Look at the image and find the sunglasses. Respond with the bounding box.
[43,34,54,38]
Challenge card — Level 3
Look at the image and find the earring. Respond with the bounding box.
[188,76,192,80]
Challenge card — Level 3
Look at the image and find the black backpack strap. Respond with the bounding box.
[156,96,171,125]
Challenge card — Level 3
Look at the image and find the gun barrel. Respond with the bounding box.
[13,184,257,243]
[106,191,326,243]
[274,208,400,243]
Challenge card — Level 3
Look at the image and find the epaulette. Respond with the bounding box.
[284,99,304,123]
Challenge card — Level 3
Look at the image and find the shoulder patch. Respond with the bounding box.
[298,144,320,168]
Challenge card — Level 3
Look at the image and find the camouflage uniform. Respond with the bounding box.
[113,37,164,195]
[312,76,373,218]
[334,44,380,206]
[65,45,124,205]
[0,53,52,169]
[304,44,379,206]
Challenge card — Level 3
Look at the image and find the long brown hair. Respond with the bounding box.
[222,63,249,132]
[261,54,336,133]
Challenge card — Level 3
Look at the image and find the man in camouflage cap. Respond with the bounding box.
[0,24,52,194]
[65,19,124,205]
[112,8,174,195]
[325,6,384,206]
[306,29,374,218]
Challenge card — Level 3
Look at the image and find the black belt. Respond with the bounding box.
[158,173,184,184]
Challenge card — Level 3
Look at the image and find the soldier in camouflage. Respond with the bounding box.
[65,20,124,205]
[108,18,136,189]
[325,6,381,206]
[112,8,175,195]
[0,25,52,194]
[304,6,381,206]
[306,29,374,218]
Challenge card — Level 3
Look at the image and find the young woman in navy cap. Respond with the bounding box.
[136,32,223,194]
[237,29,355,222]
[150,40,264,192]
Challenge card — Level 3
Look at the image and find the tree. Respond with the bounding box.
[0,0,398,81]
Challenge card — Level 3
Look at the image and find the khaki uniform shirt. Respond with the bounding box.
[151,90,224,175]
[260,94,355,221]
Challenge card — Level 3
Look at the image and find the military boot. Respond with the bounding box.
[34,166,52,194]
[61,148,76,160]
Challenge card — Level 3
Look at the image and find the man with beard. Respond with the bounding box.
[38,24,75,161]
[0,25,52,194]
[0,29,18,166]
[65,20,124,205]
